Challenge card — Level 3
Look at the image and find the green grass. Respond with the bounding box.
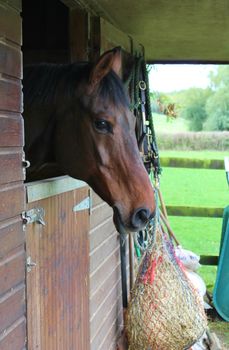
[160,167,228,208]
[158,151,229,292]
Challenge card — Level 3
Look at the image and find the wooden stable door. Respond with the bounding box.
[25,178,90,350]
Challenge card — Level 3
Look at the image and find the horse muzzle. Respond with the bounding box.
[113,205,155,233]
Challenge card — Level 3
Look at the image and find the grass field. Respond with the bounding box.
[158,151,229,291]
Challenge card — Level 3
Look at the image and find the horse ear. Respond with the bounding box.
[89,47,122,90]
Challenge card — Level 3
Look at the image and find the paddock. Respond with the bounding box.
[0,1,228,349]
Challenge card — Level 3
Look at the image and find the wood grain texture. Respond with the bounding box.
[90,263,121,317]
[0,317,26,350]
[90,293,123,350]
[90,231,119,274]
[0,2,25,349]
[89,194,124,350]
[0,114,23,147]
[0,41,22,78]
[0,79,22,113]
[0,284,25,332]
[0,149,24,185]
[69,8,88,62]
[0,217,25,259]
[0,247,25,296]
[0,3,22,44]
[26,186,90,350]
[0,183,24,221]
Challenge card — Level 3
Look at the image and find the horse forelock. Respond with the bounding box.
[96,71,129,109]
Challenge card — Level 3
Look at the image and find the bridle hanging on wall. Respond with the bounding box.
[119,48,162,309]
[124,52,162,178]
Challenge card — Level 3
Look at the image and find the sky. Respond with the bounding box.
[149,64,216,93]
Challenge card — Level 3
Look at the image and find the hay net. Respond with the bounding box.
[125,211,207,350]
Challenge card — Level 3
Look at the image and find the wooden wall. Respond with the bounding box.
[89,192,125,350]
[0,0,26,349]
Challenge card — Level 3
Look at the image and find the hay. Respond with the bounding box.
[126,224,207,350]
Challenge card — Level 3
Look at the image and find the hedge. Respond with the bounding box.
[157,131,229,151]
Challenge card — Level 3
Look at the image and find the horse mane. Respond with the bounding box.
[23,62,129,108]
[23,62,88,106]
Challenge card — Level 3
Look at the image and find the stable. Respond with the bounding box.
[0,1,228,349]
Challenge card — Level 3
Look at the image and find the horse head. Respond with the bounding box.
[55,48,155,232]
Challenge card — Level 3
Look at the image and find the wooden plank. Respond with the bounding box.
[89,216,115,251]
[0,217,24,259]
[0,284,25,333]
[160,157,225,169]
[90,202,113,228]
[0,3,22,44]
[0,248,25,296]
[166,205,224,218]
[0,149,24,185]
[103,310,123,350]
[0,183,24,221]
[90,246,120,295]
[90,231,119,274]
[0,41,22,78]
[0,79,22,113]
[90,16,101,61]
[90,278,122,339]
[90,293,122,350]
[91,191,103,208]
[0,114,23,146]
[26,187,90,350]
[26,176,87,203]
[69,8,89,61]
[90,263,121,317]
[0,318,26,350]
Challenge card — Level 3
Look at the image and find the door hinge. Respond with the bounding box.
[73,192,92,214]
[22,207,46,226]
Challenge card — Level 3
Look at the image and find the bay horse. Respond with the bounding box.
[23,47,155,232]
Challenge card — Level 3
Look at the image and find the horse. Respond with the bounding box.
[23,47,155,232]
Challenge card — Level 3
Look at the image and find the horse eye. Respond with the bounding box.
[94,119,113,134]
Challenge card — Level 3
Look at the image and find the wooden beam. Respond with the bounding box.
[160,157,224,169]
[165,206,224,218]
[69,8,89,61]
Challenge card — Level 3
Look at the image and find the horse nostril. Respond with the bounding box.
[131,207,152,230]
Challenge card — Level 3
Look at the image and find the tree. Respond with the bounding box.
[209,66,229,90]
[179,88,212,131]
[204,66,229,131]
[204,88,229,131]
